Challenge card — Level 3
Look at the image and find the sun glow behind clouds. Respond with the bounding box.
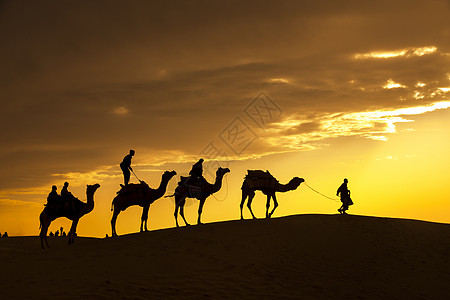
[383,79,406,89]
[113,106,129,115]
[354,46,437,59]
[267,78,290,84]
[265,101,450,148]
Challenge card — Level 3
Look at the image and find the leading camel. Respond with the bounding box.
[39,183,100,249]
[240,170,304,219]
[111,170,176,236]
[170,167,230,227]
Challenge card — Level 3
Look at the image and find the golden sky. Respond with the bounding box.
[0,0,449,237]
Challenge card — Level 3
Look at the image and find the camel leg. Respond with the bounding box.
[39,211,51,249]
[197,198,206,225]
[174,195,182,227]
[179,198,190,226]
[174,203,180,227]
[240,190,248,220]
[268,193,278,218]
[111,209,120,237]
[40,222,50,249]
[141,204,150,232]
[247,192,257,219]
[265,194,272,218]
[68,218,79,244]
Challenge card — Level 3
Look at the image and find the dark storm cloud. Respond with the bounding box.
[0,0,449,193]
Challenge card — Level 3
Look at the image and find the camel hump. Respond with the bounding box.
[178,176,206,186]
[245,170,277,189]
[247,170,275,180]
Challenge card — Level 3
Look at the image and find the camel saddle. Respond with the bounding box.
[245,170,278,189]
[178,176,208,198]
[45,194,78,215]
[117,182,148,195]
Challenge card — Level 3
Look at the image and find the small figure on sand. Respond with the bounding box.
[120,150,135,186]
[337,178,353,214]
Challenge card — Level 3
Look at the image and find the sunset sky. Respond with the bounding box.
[1,0,449,237]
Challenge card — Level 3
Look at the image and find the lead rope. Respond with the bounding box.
[303,182,340,202]
[211,174,229,202]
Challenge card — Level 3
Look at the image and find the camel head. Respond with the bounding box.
[163,170,177,180]
[87,183,101,194]
[290,177,305,189]
[216,167,230,176]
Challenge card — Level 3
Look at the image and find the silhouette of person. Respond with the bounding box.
[189,158,204,178]
[62,231,66,236]
[49,231,54,237]
[55,230,60,237]
[2,232,7,238]
[61,182,76,212]
[120,150,135,186]
[337,178,352,214]
[61,182,74,199]
[60,226,64,236]
[46,185,59,207]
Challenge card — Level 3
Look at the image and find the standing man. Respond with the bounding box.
[120,149,135,186]
[337,178,352,214]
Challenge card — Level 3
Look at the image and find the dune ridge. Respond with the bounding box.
[1,214,449,299]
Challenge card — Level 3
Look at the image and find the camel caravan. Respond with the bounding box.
[40,150,356,248]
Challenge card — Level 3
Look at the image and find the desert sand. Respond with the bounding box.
[0,214,449,299]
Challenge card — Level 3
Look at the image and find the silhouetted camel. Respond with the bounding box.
[111,170,176,236]
[170,167,230,227]
[39,184,100,249]
[240,170,304,219]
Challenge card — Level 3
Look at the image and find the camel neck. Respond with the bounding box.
[276,181,296,192]
[211,174,224,193]
[154,176,171,198]
[85,191,95,212]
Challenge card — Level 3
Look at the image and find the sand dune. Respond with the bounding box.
[0,214,449,299]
